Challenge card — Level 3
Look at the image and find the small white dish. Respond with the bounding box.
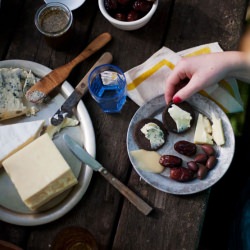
[98,0,158,31]
[44,0,86,11]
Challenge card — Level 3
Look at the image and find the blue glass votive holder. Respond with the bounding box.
[88,64,127,113]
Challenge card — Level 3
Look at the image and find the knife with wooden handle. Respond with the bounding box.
[50,52,113,126]
[25,32,112,103]
[63,134,153,216]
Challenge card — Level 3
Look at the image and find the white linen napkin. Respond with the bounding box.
[125,42,243,113]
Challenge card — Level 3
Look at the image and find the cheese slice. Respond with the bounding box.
[193,114,213,145]
[211,113,225,146]
[130,149,164,173]
[0,119,45,166]
[2,133,78,210]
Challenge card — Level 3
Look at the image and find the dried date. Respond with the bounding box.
[170,167,194,182]
[159,155,182,168]
[174,140,197,156]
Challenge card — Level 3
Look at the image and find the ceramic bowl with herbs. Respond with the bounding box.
[98,0,158,31]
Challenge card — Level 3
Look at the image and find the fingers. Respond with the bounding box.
[172,76,205,102]
[165,58,193,104]
[165,71,184,104]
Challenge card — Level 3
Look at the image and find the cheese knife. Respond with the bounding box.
[50,52,113,126]
[26,32,112,103]
[63,134,153,216]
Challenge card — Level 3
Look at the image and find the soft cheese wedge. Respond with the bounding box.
[130,149,164,173]
[0,119,45,166]
[168,104,192,132]
[2,133,78,210]
[194,114,213,145]
[0,68,37,121]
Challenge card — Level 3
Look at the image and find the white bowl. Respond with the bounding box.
[44,0,86,11]
[98,0,158,31]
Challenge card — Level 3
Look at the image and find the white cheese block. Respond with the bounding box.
[130,149,164,173]
[193,114,213,145]
[168,104,192,132]
[211,113,225,146]
[0,119,45,166]
[2,133,78,210]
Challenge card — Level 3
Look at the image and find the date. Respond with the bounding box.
[170,167,194,182]
[159,155,182,168]
[174,140,197,156]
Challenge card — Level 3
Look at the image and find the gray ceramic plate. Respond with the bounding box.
[0,60,95,225]
[127,94,235,195]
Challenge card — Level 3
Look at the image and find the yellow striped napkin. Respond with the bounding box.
[125,42,243,113]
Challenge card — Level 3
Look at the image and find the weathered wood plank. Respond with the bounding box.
[0,0,247,249]
[0,0,24,59]
[165,0,248,51]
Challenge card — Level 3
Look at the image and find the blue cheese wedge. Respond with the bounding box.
[168,104,192,132]
[194,114,213,145]
[0,120,45,165]
[0,68,38,121]
[140,122,165,149]
[211,113,225,146]
[2,133,78,210]
[130,149,164,173]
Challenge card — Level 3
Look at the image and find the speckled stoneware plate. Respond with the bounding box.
[127,94,235,195]
[0,60,95,225]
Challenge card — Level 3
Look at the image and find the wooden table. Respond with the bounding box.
[0,0,248,249]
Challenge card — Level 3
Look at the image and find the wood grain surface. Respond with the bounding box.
[0,0,248,249]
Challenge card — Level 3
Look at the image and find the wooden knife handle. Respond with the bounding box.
[75,51,113,94]
[26,32,112,103]
[99,168,153,216]
[69,32,112,68]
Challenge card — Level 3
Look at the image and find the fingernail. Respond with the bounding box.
[173,96,182,104]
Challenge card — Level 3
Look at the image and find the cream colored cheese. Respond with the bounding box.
[0,120,45,166]
[211,113,225,146]
[2,133,78,210]
[193,114,213,145]
[168,104,192,132]
[130,149,164,173]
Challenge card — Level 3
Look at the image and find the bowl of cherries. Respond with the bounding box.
[98,0,158,30]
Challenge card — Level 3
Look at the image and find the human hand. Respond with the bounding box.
[164,52,241,104]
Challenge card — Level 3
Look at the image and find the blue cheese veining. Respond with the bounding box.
[140,122,165,149]
[168,104,192,132]
[0,68,38,121]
